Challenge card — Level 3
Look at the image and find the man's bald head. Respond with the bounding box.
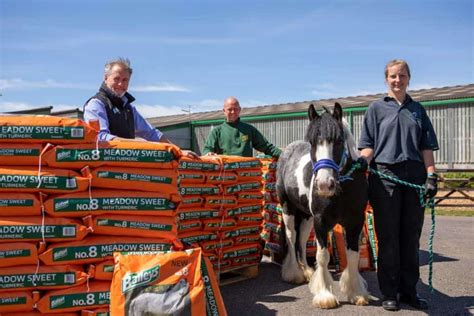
[223,97,241,123]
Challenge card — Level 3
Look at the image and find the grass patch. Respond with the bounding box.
[439,172,474,188]
[441,172,474,179]
[425,208,474,217]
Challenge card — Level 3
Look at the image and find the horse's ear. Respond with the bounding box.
[308,104,319,121]
[333,102,343,122]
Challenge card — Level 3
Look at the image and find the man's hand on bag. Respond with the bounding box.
[182,150,200,159]
[424,173,438,199]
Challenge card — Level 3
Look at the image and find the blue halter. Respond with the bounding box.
[311,141,352,182]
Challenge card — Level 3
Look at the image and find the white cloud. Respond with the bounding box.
[134,104,191,118]
[132,84,191,92]
[0,78,92,90]
[309,83,384,99]
[191,99,223,111]
[410,83,434,91]
[240,99,268,108]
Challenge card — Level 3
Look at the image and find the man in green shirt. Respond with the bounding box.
[202,97,281,157]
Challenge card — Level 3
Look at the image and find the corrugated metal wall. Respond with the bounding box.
[192,102,473,170]
[163,127,192,149]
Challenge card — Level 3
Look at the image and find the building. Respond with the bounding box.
[148,84,474,171]
[3,107,83,119]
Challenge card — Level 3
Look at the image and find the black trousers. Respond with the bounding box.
[369,161,427,299]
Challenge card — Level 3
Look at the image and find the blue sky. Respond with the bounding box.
[1,0,472,118]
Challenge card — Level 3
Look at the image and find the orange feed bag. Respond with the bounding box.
[0,291,38,313]
[35,280,111,313]
[178,184,220,196]
[205,171,238,184]
[203,195,238,209]
[0,242,41,268]
[84,214,177,240]
[0,216,90,243]
[43,140,181,169]
[235,169,262,182]
[91,260,115,281]
[111,248,226,316]
[85,166,178,194]
[44,189,180,218]
[176,208,222,221]
[0,193,41,216]
[0,167,89,193]
[2,311,79,316]
[0,115,99,144]
[202,218,236,231]
[201,155,261,170]
[178,231,218,246]
[236,191,264,204]
[0,265,87,292]
[39,236,182,265]
[81,308,110,316]
[223,181,262,194]
[177,220,202,233]
[0,143,45,166]
[224,204,262,217]
[178,157,220,171]
[179,195,204,208]
[178,170,206,184]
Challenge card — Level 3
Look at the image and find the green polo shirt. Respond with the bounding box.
[202,119,281,157]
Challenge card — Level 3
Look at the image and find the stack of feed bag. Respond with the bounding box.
[177,155,263,273]
[0,115,182,315]
[258,155,375,272]
[258,157,285,256]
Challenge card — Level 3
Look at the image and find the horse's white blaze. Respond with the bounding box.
[339,249,369,305]
[309,240,338,308]
[308,174,316,216]
[315,140,335,194]
[281,213,306,284]
[295,153,311,199]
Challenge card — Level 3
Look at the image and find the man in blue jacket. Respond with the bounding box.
[84,57,197,158]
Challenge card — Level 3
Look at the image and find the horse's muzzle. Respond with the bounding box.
[316,178,337,197]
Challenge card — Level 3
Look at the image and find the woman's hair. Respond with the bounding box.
[104,57,133,76]
[384,59,411,79]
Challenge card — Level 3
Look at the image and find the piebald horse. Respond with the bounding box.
[276,103,370,309]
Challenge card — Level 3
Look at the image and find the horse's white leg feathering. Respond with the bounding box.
[309,243,338,309]
[281,213,306,284]
[339,249,370,306]
[298,217,314,282]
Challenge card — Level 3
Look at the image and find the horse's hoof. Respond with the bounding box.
[312,293,339,309]
[281,272,306,284]
[302,267,314,282]
[353,296,369,306]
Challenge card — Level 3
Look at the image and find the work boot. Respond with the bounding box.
[382,296,400,311]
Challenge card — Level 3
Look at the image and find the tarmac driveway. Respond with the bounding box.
[220,215,474,315]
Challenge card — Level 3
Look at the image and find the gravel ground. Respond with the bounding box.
[220,215,474,315]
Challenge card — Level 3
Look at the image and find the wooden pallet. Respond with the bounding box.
[216,264,259,286]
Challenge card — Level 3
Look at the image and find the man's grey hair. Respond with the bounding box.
[104,57,133,76]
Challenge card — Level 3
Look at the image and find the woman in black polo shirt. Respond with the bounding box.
[358,59,439,311]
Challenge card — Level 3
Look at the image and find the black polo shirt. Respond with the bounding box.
[358,95,439,164]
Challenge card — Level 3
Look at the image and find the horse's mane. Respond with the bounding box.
[342,118,360,160]
[304,108,360,161]
[304,111,343,144]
